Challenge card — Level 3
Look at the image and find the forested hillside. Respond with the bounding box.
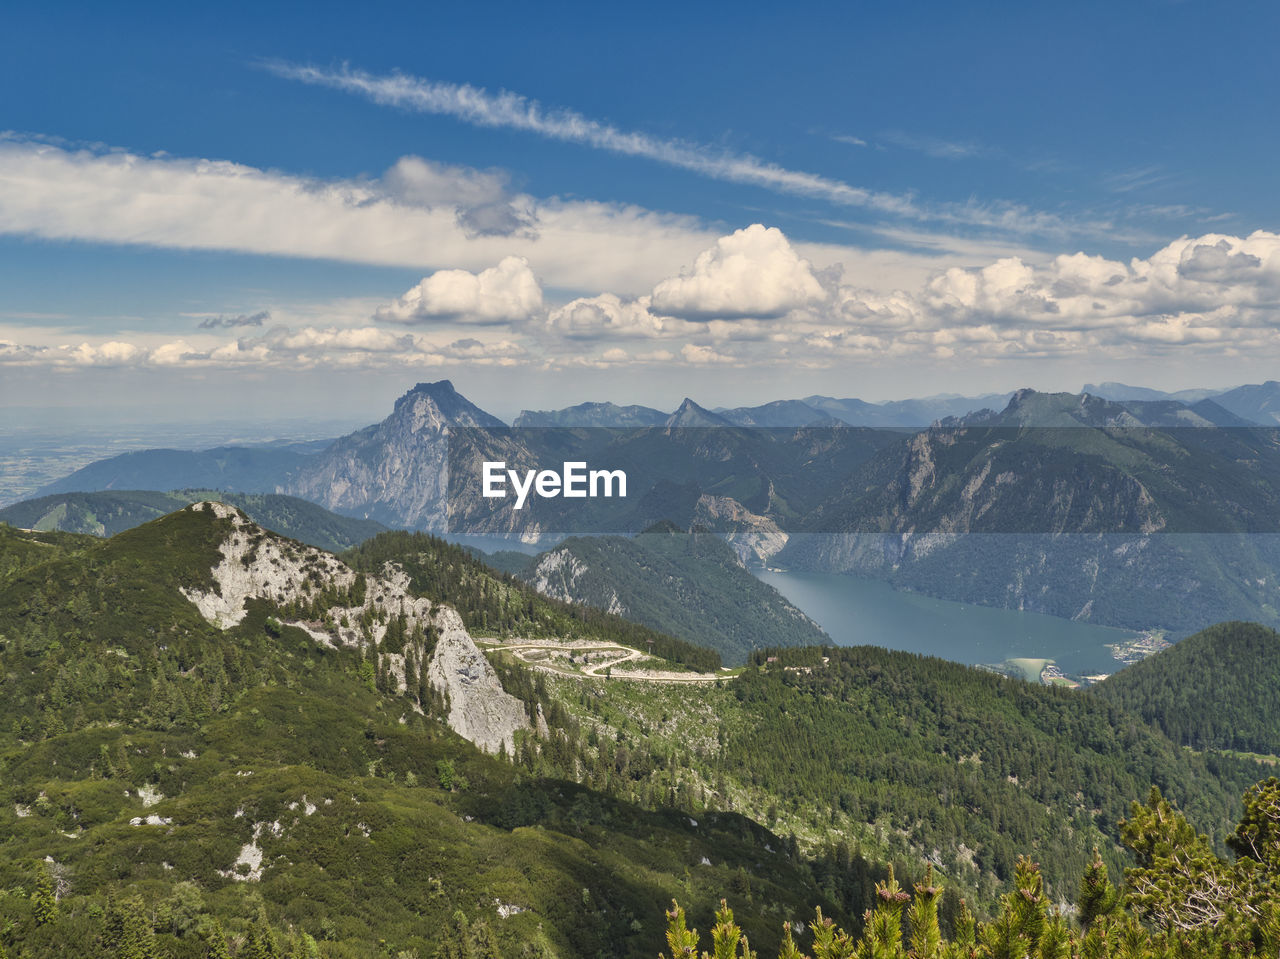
[343,530,722,670]
[0,509,826,959]
[670,778,1280,958]
[513,524,829,664]
[5,507,1280,958]
[1095,621,1280,755]
[490,641,1266,910]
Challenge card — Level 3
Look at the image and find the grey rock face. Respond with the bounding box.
[426,607,530,755]
[284,380,506,531]
[180,501,529,754]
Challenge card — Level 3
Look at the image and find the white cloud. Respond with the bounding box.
[265,63,1143,240]
[680,343,737,365]
[376,256,543,325]
[382,156,537,238]
[0,135,1054,304]
[0,136,722,295]
[650,224,826,320]
[545,293,695,339]
[879,130,985,159]
[0,324,526,372]
[546,226,1280,366]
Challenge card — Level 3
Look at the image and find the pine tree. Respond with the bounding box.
[1077,849,1119,931]
[469,919,503,959]
[1228,776,1280,869]
[31,865,56,926]
[207,921,231,959]
[116,897,157,959]
[907,864,943,959]
[660,901,700,958]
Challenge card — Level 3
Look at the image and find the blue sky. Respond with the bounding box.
[3,0,1280,423]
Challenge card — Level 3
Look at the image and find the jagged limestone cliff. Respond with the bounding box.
[180,502,529,753]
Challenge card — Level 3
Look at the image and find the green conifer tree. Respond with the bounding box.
[207,921,231,959]
[31,865,56,926]
[1077,849,1119,931]
[907,864,943,959]
[469,919,503,959]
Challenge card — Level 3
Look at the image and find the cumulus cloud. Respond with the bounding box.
[376,256,543,325]
[542,226,1280,366]
[650,224,827,320]
[680,343,737,365]
[808,229,1280,360]
[545,293,696,339]
[197,310,270,329]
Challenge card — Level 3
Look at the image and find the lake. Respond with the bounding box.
[754,568,1140,677]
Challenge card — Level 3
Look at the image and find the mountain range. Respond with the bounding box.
[35,380,1280,511]
[18,378,1280,643]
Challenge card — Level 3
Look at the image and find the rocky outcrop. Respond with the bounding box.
[426,607,530,754]
[691,495,788,564]
[179,502,529,754]
[530,548,591,601]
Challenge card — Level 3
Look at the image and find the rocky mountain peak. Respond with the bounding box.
[665,398,733,428]
[392,379,506,429]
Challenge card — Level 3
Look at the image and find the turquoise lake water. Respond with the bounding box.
[754,568,1139,677]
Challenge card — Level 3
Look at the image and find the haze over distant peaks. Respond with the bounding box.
[513,401,667,427]
[714,400,842,427]
[1081,381,1223,404]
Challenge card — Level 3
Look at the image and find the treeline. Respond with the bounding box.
[1095,620,1280,755]
[724,644,1262,896]
[343,531,721,670]
[667,778,1280,958]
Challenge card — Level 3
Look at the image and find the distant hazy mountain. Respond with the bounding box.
[512,522,830,664]
[779,389,1280,633]
[943,388,1257,429]
[513,401,666,427]
[663,398,734,427]
[0,489,388,552]
[34,443,322,498]
[1209,380,1280,425]
[715,399,842,427]
[1081,381,1223,404]
[812,389,1280,534]
[802,391,1014,426]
